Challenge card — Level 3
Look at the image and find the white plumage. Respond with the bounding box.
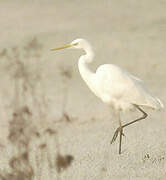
[94,64,163,111]
[52,38,164,154]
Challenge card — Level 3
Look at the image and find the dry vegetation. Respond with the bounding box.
[0,38,74,180]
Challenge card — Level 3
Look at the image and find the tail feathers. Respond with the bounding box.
[139,97,164,110]
[147,97,164,110]
[156,98,164,109]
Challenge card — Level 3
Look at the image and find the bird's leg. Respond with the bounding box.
[118,113,123,154]
[110,111,123,154]
[121,104,148,129]
[110,104,148,154]
[110,126,125,145]
[110,111,124,145]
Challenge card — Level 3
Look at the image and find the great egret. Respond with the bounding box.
[51,38,164,154]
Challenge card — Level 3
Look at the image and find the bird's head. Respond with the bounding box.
[51,38,91,51]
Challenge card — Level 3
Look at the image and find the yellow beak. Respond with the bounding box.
[51,44,73,51]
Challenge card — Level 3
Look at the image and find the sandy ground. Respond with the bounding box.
[0,0,166,179]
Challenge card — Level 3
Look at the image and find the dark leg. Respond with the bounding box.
[112,111,123,154]
[110,104,148,154]
[119,125,123,154]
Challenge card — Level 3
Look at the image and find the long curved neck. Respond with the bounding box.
[78,47,95,88]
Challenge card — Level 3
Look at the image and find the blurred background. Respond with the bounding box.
[0,0,165,179]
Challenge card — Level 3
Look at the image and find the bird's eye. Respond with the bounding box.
[73,43,78,46]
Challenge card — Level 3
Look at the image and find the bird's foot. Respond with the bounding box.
[110,127,125,144]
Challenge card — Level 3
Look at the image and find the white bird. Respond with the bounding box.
[51,38,164,154]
